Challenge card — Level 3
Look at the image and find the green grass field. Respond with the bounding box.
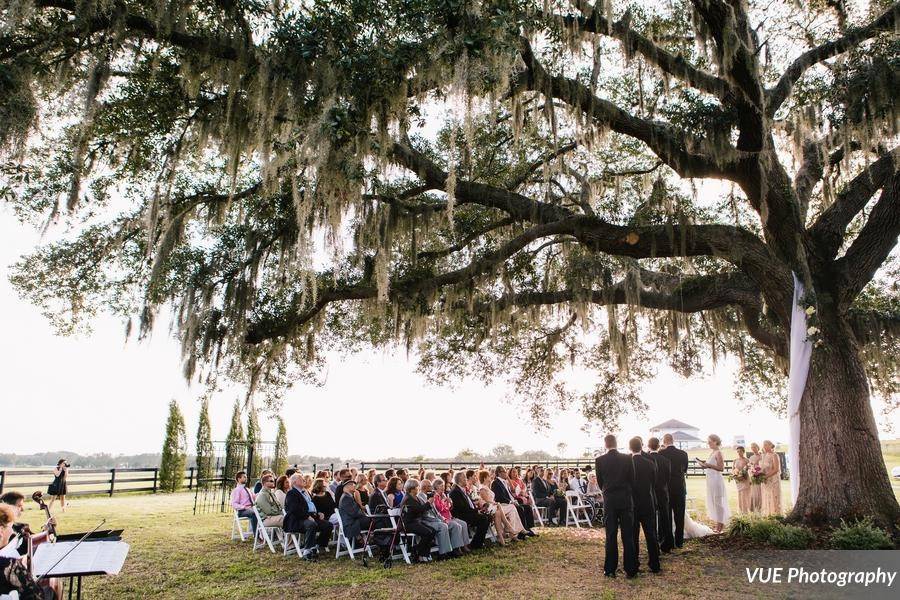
[21,493,792,600]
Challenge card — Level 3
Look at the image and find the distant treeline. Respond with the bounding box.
[1,447,580,469]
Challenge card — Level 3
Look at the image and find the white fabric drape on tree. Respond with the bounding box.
[788,272,813,503]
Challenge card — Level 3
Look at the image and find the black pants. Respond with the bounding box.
[633,510,661,572]
[403,520,436,557]
[463,513,491,548]
[511,503,534,530]
[298,517,333,550]
[603,505,637,576]
[656,494,674,551]
[669,491,686,547]
[536,496,568,524]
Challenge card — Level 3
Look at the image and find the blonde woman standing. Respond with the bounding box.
[697,434,730,532]
[748,442,763,512]
[760,441,782,516]
[732,446,751,514]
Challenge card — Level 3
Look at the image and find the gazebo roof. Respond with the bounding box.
[670,430,703,442]
[650,419,698,431]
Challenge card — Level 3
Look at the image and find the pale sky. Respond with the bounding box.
[1,209,896,460]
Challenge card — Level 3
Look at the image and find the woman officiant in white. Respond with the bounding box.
[697,434,730,533]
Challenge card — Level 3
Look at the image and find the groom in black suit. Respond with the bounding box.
[659,433,689,548]
[595,434,637,578]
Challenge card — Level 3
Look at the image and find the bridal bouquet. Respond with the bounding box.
[749,464,766,485]
[729,464,749,483]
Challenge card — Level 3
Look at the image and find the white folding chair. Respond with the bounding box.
[252,506,283,553]
[334,510,373,560]
[565,490,593,528]
[232,510,252,541]
[528,490,547,527]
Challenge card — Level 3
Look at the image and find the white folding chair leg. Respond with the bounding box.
[232,511,252,541]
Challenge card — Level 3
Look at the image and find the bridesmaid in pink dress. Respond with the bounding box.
[760,440,782,516]
[748,442,763,513]
[732,446,751,514]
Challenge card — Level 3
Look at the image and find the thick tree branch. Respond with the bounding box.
[506,142,579,191]
[808,147,900,258]
[417,217,518,261]
[767,2,900,117]
[555,5,731,100]
[848,309,900,345]
[34,0,253,63]
[835,172,900,306]
[517,40,740,180]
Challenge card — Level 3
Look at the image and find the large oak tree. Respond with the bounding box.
[1,0,898,524]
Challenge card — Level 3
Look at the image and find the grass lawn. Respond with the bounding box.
[19,492,797,599]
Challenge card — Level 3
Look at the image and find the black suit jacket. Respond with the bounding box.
[631,454,658,515]
[660,446,689,496]
[491,478,514,504]
[283,487,315,533]
[648,452,672,503]
[531,477,551,501]
[449,485,479,524]
[595,449,635,510]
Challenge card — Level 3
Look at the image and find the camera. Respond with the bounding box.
[425,491,435,499]
[64,462,71,468]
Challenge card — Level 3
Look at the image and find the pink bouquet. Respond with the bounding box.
[749,464,766,485]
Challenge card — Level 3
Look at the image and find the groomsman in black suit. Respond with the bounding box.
[595,434,637,578]
[659,433,689,548]
[647,437,674,552]
[629,437,660,574]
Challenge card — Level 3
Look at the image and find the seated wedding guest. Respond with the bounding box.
[415,480,456,559]
[399,479,437,562]
[333,469,353,504]
[523,468,536,488]
[254,474,285,528]
[586,473,601,496]
[492,466,536,536]
[337,479,370,545]
[368,474,389,513]
[311,478,340,527]
[356,474,372,506]
[366,468,377,485]
[283,473,333,559]
[253,469,274,494]
[0,503,54,599]
[424,470,436,483]
[285,467,298,478]
[507,467,529,504]
[384,468,396,479]
[569,469,586,494]
[440,471,452,489]
[230,471,257,533]
[396,469,409,484]
[449,472,489,549]
[532,467,567,526]
[274,475,291,505]
[477,470,523,543]
[432,479,470,553]
[350,467,358,479]
[385,476,404,507]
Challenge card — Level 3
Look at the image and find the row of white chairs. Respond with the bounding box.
[232,488,597,563]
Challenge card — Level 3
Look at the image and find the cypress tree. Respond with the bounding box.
[158,400,187,492]
[224,400,245,480]
[245,400,263,479]
[273,417,288,476]
[195,397,214,485]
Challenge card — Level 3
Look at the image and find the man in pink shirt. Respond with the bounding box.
[230,471,258,533]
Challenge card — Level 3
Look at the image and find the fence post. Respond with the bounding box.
[109,468,117,497]
[188,467,195,490]
[330,463,334,474]
[152,468,159,493]
[0,471,5,495]
[313,464,317,474]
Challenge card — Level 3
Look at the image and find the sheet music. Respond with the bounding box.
[33,541,129,577]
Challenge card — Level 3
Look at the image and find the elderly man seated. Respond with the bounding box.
[254,473,284,528]
[337,479,370,546]
[283,473,333,559]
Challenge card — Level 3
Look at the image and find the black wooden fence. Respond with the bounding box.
[0,467,221,497]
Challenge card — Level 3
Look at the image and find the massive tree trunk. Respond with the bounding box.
[792,311,900,527]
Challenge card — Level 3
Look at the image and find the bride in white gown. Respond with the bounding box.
[697,433,731,532]
[682,512,714,538]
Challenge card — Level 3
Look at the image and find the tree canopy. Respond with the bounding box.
[2,0,898,521]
